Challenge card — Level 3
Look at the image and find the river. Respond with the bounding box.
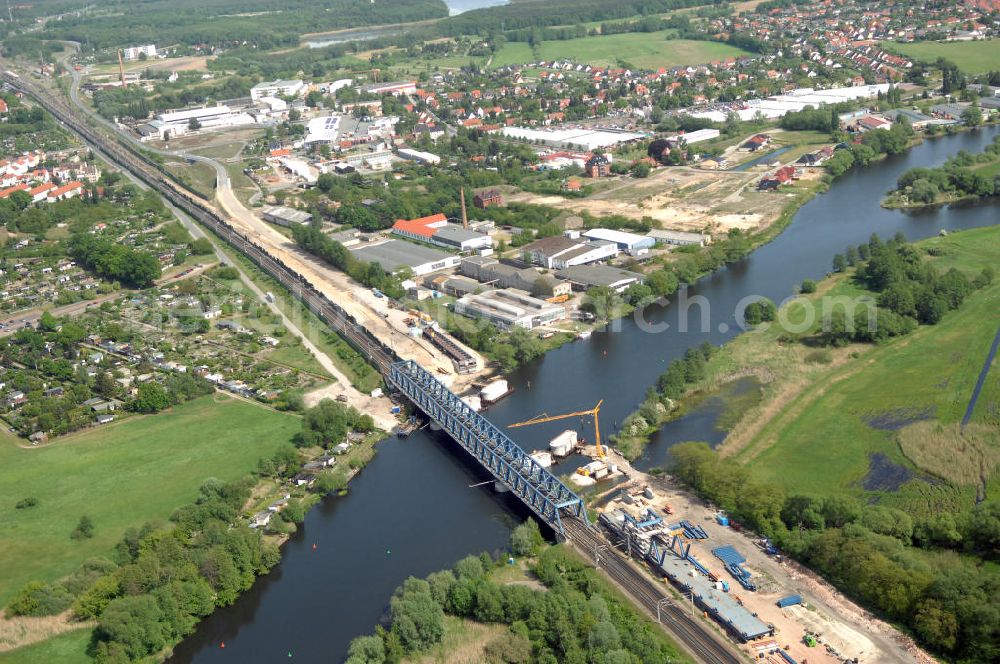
[171,126,1000,663]
[305,0,509,48]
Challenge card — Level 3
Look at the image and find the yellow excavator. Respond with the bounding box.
[508,400,605,460]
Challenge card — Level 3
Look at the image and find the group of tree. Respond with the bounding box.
[127,373,214,414]
[894,136,1000,205]
[824,122,915,177]
[346,532,684,664]
[292,397,374,448]
[779,104,846,133]
[668,441,1000,662]
[447,322,546,374]
[823,233,992,346]
[68,233,162,288]
[290,224,405,299]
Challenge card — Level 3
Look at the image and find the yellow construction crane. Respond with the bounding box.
[509,400,605,459]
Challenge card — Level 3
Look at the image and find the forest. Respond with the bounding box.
[438,0,723,38]
[290,223,407,299]
[37,0,448,52]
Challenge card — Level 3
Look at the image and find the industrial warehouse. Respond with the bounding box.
[453,288,567,330]
[350,240,460,276]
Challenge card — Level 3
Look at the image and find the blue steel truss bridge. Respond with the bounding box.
[388,360,587,538]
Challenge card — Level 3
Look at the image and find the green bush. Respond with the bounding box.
[804,349,833,364]
[7,581,74,616]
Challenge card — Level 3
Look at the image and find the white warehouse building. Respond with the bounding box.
[454,289,566,330]
[583,228,655,256]
[154,105,255,133]
[250,79,305,101]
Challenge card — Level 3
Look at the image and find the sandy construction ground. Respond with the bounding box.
[507,164,788,234]
[597,451,935,664]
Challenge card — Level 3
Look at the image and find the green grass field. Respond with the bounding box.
[0,395,300,606]
[735,225,1000,512]
[491,35,750,69]
[0,629,92,664]
[886,38,1000,74]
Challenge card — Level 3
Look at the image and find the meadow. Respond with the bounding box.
[0,395,300,607]
[886,38,1000,74]
[718,224,1000,515]
[491,35,750,69]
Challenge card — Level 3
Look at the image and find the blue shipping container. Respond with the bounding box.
[776,594,802,608]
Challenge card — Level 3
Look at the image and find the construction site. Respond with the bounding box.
[587,451,933,664]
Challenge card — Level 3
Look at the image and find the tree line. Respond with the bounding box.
[345,523,686,664]
[289,223,406,299]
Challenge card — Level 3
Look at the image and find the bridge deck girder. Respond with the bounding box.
[387,360,587,537]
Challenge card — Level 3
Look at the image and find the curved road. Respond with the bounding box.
[54,51,397,424]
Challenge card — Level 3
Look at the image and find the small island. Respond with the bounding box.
[883,133,1000,208]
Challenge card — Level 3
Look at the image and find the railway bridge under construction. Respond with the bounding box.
[2,67,742,664]
[388,360,586,537]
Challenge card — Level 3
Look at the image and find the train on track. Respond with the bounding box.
[0,71,398,376]
[3,70,745,664]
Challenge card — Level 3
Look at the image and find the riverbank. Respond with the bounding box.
[606,124,1000,460]
[644,225,1000,662]
[0,400,386,663]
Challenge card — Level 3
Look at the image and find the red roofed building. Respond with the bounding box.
[29,182,56,203]
[392,213,449,240]
[47,181,84,202]
[391,213,491,252]
[0,183,29,199]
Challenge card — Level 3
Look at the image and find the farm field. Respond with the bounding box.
[0,395,300,607]
[491,35,750,69]
[723,224,1000,515]
[885,38,1000,74]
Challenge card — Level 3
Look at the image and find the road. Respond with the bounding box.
[14,58,752,664]
[52,51,399,425]
[63,59,476,386]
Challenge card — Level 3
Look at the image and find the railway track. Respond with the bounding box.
[6,69,745,664]
[1,70,397,375]
[564,517,744,664]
